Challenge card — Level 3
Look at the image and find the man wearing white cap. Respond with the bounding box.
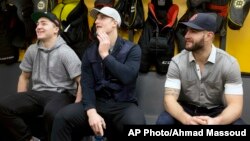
[51,7,145,141]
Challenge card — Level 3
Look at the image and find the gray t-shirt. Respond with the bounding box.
[20,36,81,95]
[165,46,243,108]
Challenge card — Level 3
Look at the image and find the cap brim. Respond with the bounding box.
[181,22,204,31]
[90,8,101,19]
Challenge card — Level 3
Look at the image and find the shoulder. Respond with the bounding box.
[57,44,76,55]
[24,43,39,57]
[121,38,138,47]
[58,44,72,51]
[27,43,38,51]
[216,48,238,63]
[84,40,98,54]
[123,39,134,46]
[56,44,80,62]
[172,49,189,63]
[56,36,76,52]
[82,41,98,60]
[120,38,140,53]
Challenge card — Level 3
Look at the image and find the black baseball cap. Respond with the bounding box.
[31,12,60,27]
[181,13,217,33]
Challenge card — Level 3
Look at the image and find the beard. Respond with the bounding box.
[185,37,205,52]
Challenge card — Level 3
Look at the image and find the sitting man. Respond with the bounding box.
[156,13,245,125]
[51,7,145,141]
[0,12,82,141]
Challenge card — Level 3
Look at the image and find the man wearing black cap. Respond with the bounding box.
[156,13,245,125]
[51,7,145,141]
[0,12,82,141]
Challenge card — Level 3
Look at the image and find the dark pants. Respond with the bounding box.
[0,90,75,141]
[51,97,146,141]
[156,102,246,125]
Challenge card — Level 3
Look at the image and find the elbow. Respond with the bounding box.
[237,106,243,119]
[236,101,244,118]
[163,95,173,111]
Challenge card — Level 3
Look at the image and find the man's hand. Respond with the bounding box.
[184,116,207,125]
[96,30,110,59]
[87,109,106,136]
[196,116,220,125]
[185,116,219,125]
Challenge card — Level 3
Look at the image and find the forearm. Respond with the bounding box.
[75,86,82,102]
[214,103,242,124]
[17,83,29,92]
[75,76,82,102]
[103,47,141,84]
[164,87,192,124]
[17,74,30,92]
[212,94,243,124]
[164,95,192,124]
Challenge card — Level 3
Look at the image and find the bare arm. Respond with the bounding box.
[17,71,31,93]
[198,94,243,125]
[164,87,204,125]
[215,94,243,124]
[74,75,82,103]
[164,87,190,124]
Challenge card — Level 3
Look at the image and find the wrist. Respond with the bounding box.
[87,108,97,117]
[179,112,192,125]
[213,116,222,125]
[100,52,109,59]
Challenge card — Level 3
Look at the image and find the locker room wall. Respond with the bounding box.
[84,0,250,73]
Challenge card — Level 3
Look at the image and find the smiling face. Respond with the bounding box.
[184,28,207,52]
[35,17,59,41]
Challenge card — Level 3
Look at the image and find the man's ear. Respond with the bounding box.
[113,20,118,28]
[54,26,60,35]
[208,32,215,39]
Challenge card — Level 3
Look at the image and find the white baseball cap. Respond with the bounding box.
[90,7,121,27]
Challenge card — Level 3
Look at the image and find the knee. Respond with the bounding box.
[124,108,146,124]
[43,109,57,123]
[0,101,12,117]
[51,110,71,132]
[0,99,9,110]
[54,109,70,123]
[127,114,145,125]
[233,118,247,125]
[156,111,175,125]
[44,105,71,123]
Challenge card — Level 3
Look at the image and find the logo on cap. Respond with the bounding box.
[189,14,198,21]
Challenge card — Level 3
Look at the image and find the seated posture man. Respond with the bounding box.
[51,7,145,141]
[0,12,82,141]
[156,13,245,125]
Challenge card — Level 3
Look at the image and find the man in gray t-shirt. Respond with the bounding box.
[156,13,244,125]
[0,12,82,141]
